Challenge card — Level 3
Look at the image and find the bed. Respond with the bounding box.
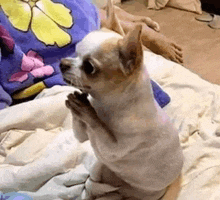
[1,1,220,199]
[1,49,220,199]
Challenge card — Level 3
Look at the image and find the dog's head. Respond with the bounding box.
[60,0,143,99]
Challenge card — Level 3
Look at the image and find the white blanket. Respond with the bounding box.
[1,51,220,200]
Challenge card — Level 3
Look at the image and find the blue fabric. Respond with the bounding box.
[151,80,170,108]
[0,192,32,200]
[0,85,12,110]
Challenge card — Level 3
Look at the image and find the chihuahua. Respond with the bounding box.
[61,1,183,199]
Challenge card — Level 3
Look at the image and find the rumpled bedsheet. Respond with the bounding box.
[1,51,220,199]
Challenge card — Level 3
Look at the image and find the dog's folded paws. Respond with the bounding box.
[66,91,98,125]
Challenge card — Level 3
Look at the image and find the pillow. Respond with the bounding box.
[146,0,169,10]
[167,0,202,14]
[92,0,121,8]
[146,0,202,14]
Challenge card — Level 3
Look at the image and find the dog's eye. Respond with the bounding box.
[82,60,96,75]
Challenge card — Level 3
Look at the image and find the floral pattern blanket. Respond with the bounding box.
[0,0,100,109]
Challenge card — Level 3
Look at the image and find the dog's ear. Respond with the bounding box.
[105,0,125,36]
[118,24,143,76]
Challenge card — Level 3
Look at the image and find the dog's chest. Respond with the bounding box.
[92,99,156,137]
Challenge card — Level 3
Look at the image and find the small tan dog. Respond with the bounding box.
[61,1,183,199]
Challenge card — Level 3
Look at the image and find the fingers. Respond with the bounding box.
[176,55,184,64]
[169,54,183,64]
[67,93,82,107]
[74,91,89,105]
[134,16,160,32]
[65,91,92,118]
[152,22,160,32]
[175,49,183,58]
[66,92,89,106]
[65,92,84,116]
[171,44,184,63]
[172,42,182,52]
[65,98,81,116]
[143,20,160,32]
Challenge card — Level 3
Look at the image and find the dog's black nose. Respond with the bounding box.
[60,58,72,73]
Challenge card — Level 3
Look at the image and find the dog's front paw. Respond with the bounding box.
[66,91,98,126]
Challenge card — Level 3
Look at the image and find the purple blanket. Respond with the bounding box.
[0,0,100,109]
[0,0,170,110]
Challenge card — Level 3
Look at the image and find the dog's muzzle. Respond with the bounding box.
[60,58,72,73]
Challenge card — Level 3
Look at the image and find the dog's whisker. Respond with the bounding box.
[64,72,77,77]
[78,79,84,90]
[64,75,89,91]
[70,78,74,86]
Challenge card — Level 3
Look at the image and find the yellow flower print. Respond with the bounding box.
[0,0,73,47]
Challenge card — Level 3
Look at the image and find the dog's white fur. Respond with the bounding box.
[62,1,183,199]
